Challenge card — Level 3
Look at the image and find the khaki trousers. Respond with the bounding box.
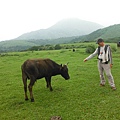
[98,60,115,87]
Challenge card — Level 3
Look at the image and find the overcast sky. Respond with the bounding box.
[0,0,120,41]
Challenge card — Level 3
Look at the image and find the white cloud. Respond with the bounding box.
[0,0,120,41]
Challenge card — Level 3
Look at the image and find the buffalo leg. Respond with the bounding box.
[22,72,28,101]
[45,77,53,91]
[49,79,53,91]
[28,79,35,102]
[45,78,49,88]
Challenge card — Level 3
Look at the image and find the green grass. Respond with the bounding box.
[0,43,120,120]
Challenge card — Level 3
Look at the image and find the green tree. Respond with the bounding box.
[54,44,62,50]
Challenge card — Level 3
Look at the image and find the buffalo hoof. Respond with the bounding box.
[25,98,29,101]
[31,98,34,102]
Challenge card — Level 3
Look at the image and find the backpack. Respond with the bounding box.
[98,45,109,56]
[97,45,110,64]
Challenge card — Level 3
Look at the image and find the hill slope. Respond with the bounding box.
[0,24,120,52]
[0,36,77,52]
[72,24,120,42]
[15,18,103,40]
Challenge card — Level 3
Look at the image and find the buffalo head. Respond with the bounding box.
[60,64,70,80]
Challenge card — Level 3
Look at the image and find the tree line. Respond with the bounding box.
[27,44,86,51]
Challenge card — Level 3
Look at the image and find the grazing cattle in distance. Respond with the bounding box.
[21,58,70,102]
[117,41,120,47]
[73,48,75,52]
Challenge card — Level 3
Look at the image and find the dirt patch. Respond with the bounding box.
[50,116,62,120]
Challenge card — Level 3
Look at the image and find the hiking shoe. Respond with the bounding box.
[100,83,105,86]
[111,87,116,90]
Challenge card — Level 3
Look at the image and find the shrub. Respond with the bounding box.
[110,45,117,52]
[55,44,62,50]
[85,44,96,53]
[49,46,54,50]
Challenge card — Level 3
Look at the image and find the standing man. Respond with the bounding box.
[84,38,116,90]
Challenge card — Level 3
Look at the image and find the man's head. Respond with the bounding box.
[96,38,104,47]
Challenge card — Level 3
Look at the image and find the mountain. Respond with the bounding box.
[0,36,77,52]
[2,19,120,52]
[0,23,120,52]
[72,24,120,42]
[15,18,103,40]
[0,24,120,52]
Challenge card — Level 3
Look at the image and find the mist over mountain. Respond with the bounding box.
[15,18,103,40]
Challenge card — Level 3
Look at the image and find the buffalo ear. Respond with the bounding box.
[65,62,69,66]
[67,62,69,65]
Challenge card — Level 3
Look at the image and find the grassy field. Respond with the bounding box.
[0,43,120,120]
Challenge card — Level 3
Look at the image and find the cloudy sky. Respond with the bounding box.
[0,0,120,41]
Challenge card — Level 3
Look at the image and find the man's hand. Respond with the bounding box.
[84,59,87,62]
[110,64,113,68]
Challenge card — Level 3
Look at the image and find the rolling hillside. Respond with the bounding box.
[0,21,120,52]
[0,36,76,52]
[0,18,103,52]
[72,24,120,42]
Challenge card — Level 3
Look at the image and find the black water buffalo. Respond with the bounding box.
[21,58,70,102]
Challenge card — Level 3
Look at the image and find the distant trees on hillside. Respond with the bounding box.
[27,44,87,51]
[28,44,64,51]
